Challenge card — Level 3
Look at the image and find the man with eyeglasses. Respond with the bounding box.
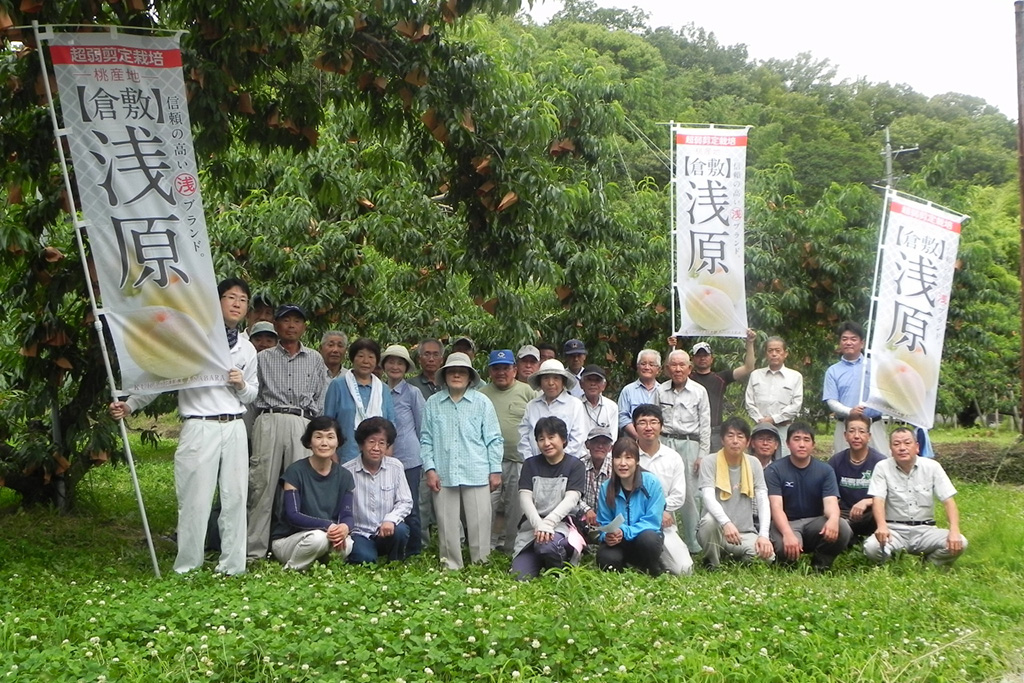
[617,349,663,440]
[579,365,618,443]
[658,349,711,554]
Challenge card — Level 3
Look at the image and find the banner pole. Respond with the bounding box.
[669,120,677,337]
[33,22,161,578]
[861,187,891,414]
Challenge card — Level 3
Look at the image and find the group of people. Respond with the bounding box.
[109,281,966,579]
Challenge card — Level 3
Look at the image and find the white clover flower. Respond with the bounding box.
[531,639,540,649]
[702,666,715,673]
[324,627,332,634]
[511,672,520,679]
[302,664,310,671]
[619,665,627,673]
[488,649,496,656]
[467,636,476,643]
[567,638,575,645]
[424,667,434,675]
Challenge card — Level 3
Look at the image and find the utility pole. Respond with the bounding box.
[882,127,918,188]
[1015,2,1024,434]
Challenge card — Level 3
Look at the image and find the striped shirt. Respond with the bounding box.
[342,456,413,537]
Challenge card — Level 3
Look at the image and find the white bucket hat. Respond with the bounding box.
[380,344,414,372]
[528,358,577,391]
[438,352,480,387]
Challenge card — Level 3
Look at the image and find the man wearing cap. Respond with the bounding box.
[516,345,541,383]
[480,349,537,555]
[683,328,756,452]
[744,336,803,455]
[109,278,258,576]
[579,365,618,443]
[749,422,782,469]
[518,359,588,462]
[380,344,427,555]
[242,321,278,438]
[617,349,662,439]
[240,294,274,341]
[578,425,614,538]
[563,339,587,399]
[823,321,889,456]
[657,349,711,554]
[319,331,349,380]
[407,338,445,402]
[421,353,504,570]
[863,427,966,567]
[247,303,329,560]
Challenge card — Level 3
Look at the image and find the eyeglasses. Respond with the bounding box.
[635,419,661,428]
[221,294,249,305]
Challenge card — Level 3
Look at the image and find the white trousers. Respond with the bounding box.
[864,524,967,566]
[247,413,310,558]
[174,418,248,575]
[272,530,353,571]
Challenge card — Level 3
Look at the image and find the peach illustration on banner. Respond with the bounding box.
[123,306,211,379]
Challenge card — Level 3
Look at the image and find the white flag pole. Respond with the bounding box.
[860,187,892,414]
[669,120,677,337]
[34,21,161,578]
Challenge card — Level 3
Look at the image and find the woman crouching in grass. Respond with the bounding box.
[270,416,355,570]
[596,436,666,576]
[511,417,587,580]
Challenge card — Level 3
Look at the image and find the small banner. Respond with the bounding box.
[864,191,967,429]
[48,31,230,394]
[672,126,750,337]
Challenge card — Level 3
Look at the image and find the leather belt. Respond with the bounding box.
[886,519,935,526]
[259,407,316,420]
[183,414,243,422]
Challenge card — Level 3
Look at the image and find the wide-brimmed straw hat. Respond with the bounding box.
[381,344,414,372]
[528,359,577,391]
[438,352,480,387]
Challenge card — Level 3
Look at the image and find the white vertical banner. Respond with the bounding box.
[865,191,967,429]
[47,31,231,394]
[672,126,750,337]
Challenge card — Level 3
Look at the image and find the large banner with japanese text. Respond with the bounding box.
[864,191,966,429]
[48,31,231,394]
[672,126,750,337]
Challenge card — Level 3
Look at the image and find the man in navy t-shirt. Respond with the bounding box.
[827,414,885,543]
[765,422,853,571]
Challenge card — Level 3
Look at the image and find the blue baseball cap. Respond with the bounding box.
[488,349,516,366]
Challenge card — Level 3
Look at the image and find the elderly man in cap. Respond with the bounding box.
[617,349,662,440]
[658,349,711,554]
[579,365,618,443]
[563,339,587,398]
[480,349,538,555]
[681,329,756,452]
[247,321,279,352]
[319,331,349,379]
[578,425,614,538]
[241,294,274,340]
[749,422,782,469]
[518,359,588,462]
[247,303,329,560]
[380,344,426,555]
[516,345,541,383]
[421,352,503,570]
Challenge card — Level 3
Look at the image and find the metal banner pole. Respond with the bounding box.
[34,21,161,577]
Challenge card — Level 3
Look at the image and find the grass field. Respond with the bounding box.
[2,433,1024,682]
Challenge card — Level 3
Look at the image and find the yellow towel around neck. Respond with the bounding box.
[715,448,754,501]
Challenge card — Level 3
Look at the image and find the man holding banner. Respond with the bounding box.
[822,322,889,457]
[109,278,258,576]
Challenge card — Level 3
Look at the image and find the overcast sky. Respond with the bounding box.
[525,0,1019,119]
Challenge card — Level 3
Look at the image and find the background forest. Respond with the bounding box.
[0,0,1020,507]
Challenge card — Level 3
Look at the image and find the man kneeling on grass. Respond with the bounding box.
[765,422,852,572]
[343,417,413,564]
[863,427,966,568]
[697,417,775,568]
[271,416,354,570]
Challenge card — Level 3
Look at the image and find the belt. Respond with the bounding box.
[183,414,243,422]
[664,432,699,442]
[259,407,316,420]
[886,519,935,526]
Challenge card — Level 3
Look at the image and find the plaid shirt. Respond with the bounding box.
[254,343,329,415]
[581,455,613,513]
